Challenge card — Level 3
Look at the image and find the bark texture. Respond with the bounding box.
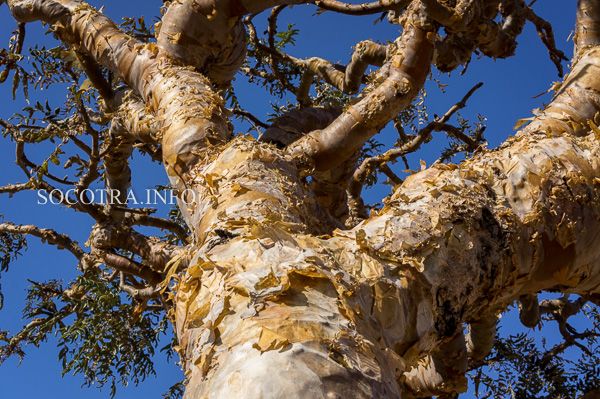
[4,0,600,398]
[172,46,600,398]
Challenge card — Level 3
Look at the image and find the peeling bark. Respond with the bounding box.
[157,0,247,86]
[170,41,600,397]
[7,0,231,192]
[5,1,600,397]
[261,106,354,222]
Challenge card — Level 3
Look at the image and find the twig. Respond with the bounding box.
[524,6,568,77]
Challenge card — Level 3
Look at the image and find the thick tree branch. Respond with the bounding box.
[0,182,30,194]
[103,119,133,208]
[314,0,409,15]
[126,213,189,243]
[261,106,353,223]
[466,315,497,365]
[299,40,388,94]
[348,41,600,395]
[432,0,566,76]
[108,90,159,144]
[2,2,599,398]
[96,251,162,284]
[89,224,187,274]
[157,0,247,86]
[6,0,231,190]
[404,332,468,397]
[348,82,483,220]
[576,0,600,54]
[287,21,435,171]
[118,272,160,300]
[518,293,540,328]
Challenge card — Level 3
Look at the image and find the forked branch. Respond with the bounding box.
[348,82,484,220]
[287,20,435,171]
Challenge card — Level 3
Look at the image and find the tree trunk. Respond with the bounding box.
[172,8,600,399]
[173,49,600,397]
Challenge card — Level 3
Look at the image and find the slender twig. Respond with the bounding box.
[231,108,269,130]
[524,6,568,76]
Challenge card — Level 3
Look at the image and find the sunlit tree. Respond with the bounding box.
[0,0,599,397]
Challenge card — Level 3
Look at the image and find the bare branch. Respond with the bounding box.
[348,82,483,221]
[0,222,85,260]
[266,6,298,96]
[89,224,187,273]
[106,91,159,145]
[14,139,76,186]
[244,15,299,96]
[518,293,540,328]
[261,107,351,223]
[581,389,600,399]
[314,0,409,15]
[260,107,341,147]
[0,305,73,362]
[157,0,247,86]
[6,0,231,188]
[231,108,269,130]
[300,40,388,94]
[466,315,497,365]
[119,272,159,301]
[0,182,30,195]
[126,213,189,243]
[537,296,596,357]
[404,332,468,397]
[249,11,388,98]
[104,119,133,208]
[524,6,568,76]
[96,251,161,284]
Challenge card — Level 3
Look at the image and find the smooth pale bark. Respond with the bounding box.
[157,0,247,86]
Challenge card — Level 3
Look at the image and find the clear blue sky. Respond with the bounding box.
[0,1,578,398]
